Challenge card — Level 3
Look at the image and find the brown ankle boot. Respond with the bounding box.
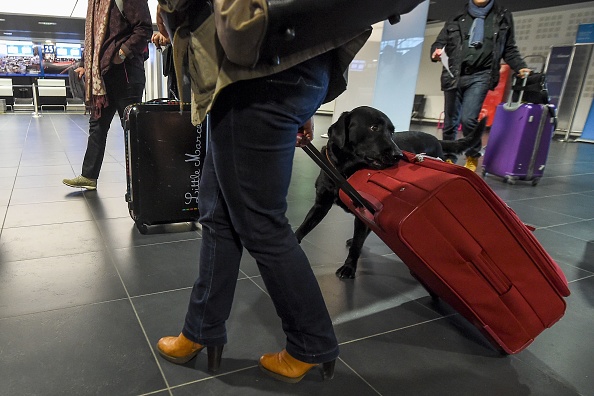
[259,349,335,383]
[157,333,204,364]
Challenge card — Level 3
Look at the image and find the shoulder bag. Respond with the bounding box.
[213,0,425,68]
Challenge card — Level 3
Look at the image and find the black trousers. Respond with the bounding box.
[82,62,145,179]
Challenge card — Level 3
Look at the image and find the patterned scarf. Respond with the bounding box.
[468,0,494,48]
[84,0,112,117]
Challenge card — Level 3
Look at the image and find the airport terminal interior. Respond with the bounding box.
[1,0,594,394]
[0,110,593,395]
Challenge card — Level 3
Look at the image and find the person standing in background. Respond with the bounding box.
[63,0,152,190]
[430,0,530,171]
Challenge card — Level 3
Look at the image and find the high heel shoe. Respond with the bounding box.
[156,333,223,372]
[259,349,336,383]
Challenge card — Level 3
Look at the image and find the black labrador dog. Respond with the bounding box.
[295,105,486,279]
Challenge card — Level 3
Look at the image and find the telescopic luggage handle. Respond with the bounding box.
[507,71,530,109]
[507,54,547,108]
[301,143,377,214]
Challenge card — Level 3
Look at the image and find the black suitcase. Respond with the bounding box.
[124,100,209,234]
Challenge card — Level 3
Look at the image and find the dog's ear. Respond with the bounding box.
[328,111,350,148]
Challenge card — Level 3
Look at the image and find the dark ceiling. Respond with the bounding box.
[0,0,592,43]
[0,13,86,43]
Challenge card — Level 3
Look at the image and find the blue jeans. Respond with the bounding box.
[82,63,145,179]
[182,52,339,364]
[442,69,490,161]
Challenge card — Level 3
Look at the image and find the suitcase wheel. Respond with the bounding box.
[503,175,517,185]
[531,178,540,186]
[135,221,149,235]
[481,168,487,178]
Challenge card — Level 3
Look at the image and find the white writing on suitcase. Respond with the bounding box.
[184,122,205,205]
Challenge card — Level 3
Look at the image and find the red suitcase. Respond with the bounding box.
[304,145,570,354]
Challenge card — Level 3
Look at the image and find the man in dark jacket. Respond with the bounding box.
[431,0,530,171]
[63,0,152,190]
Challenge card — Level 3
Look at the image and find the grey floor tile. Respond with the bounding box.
[511,276,594,396]
[507,200,583,228]
[16,164,77,177]
[0,251,126,318]
[337,321,580,396]
[86,196,132,220]
[534,229,593,273]
[82,181,128,200]
[0,221,105,261]
[0,175,15,190]
[18,151,71,167]
[13,173,77,189]
[515,193,594,219]
[3,200,94,227]
[0,190,10,206]
[545,219,594,242]
[170,360,379,396]
[0,167,18,178]
[111,239,201,297]
[0,301,167,396]
[9,185,87,205]
[96,217,200,249]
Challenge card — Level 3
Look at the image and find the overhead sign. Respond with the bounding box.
[576,23,594,44]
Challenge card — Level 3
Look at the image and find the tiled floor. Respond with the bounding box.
[0,111,593,396]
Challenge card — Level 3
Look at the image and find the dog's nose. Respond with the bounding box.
[387,145,403,159]
[380,146,402,165]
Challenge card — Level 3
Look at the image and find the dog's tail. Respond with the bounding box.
[439,117,487,155]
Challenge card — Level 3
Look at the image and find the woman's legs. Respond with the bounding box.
[182,53,338,364]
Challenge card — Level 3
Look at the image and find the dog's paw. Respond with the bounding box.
[335,265,356,279]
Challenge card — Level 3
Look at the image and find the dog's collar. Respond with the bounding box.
[325,146,352,179]
[325,147,338,171]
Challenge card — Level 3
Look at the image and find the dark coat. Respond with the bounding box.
[99,0,152,75]
[430,1,527,91]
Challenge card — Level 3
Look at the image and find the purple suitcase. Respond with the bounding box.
[482,95,556,186]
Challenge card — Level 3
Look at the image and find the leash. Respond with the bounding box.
[302,143,377,214]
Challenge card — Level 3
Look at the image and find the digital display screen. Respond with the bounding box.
[0,41,82,76]
[55,43,82,59]
[2,44,33,56]
[0,41,41,76]
[42,43,82,76]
